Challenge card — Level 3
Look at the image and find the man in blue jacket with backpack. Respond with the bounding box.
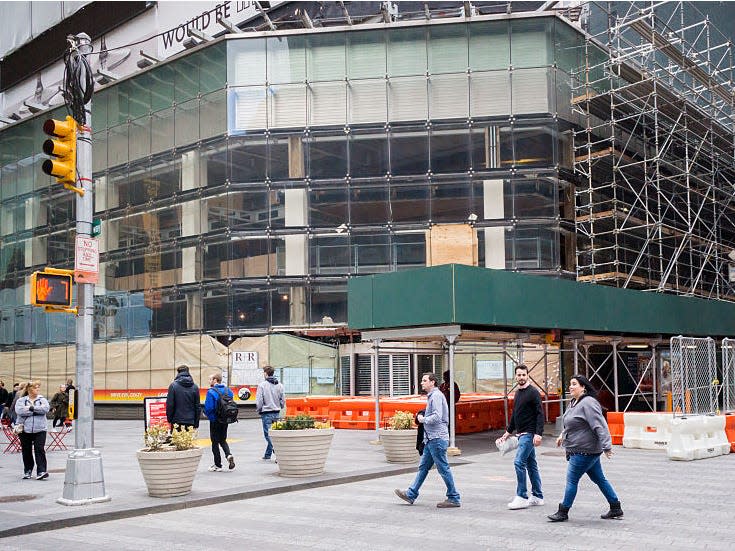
[204,372,236,472]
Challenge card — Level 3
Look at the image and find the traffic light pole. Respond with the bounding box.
[58,33,110,506]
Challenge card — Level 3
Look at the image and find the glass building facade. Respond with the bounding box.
[0,15,582,385]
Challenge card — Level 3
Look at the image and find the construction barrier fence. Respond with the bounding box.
[670,336,718,416]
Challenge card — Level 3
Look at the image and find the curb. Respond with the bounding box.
[1,458,471,537]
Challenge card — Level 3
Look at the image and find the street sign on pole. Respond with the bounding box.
[74,236,99,284]
[91,218,101,237]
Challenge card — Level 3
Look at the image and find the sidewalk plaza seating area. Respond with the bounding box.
[1,420,72,455]
[285,394,561,433]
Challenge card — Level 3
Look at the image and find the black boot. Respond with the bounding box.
[548,503,569,522]
[601,501,623,519]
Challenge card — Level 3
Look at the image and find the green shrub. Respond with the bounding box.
[387,410,415,430]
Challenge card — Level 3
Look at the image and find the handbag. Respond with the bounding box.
[494,435,519,456]
[12,423,24,435]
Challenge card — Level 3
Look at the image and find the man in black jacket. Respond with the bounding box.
[165,365,201,430]
[499,364,545,510]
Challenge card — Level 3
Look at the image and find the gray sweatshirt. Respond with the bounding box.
[256,376,285,414]
[15,395,50,433]
[561,396,612,454]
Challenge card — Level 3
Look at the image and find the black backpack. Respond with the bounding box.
[213,387,239,424]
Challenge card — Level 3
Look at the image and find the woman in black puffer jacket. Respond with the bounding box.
[14,381,50,480]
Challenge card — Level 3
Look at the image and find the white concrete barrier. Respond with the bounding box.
[667,416,731,461]
[623,412,672,450]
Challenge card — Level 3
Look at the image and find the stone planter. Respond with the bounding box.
[379,428,419,463]
[270,428,335,477]
[136,447,203,497]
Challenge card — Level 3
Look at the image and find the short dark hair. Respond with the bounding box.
[176,365,189,374]
[515,364,529,374]
[423,372,437,385]
[263,365,274,377]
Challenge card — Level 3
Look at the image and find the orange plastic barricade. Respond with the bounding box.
[285,397,308,417]
[726,414,735,453]
[606,412,625,446]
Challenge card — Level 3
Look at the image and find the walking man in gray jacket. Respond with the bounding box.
[394,372,461,508]
[255,366,285,461]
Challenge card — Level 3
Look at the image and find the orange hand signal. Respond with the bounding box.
[37,277,52,301]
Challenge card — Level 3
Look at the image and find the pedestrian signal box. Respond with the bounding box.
[31,271,73,308]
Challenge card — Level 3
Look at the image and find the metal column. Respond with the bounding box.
[58,33,109,506]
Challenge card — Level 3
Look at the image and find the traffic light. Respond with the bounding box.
[41,116,77,190]
[30,270,73,309]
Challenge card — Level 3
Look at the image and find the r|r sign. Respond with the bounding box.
[231,350,261,385]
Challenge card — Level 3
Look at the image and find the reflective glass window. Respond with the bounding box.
[232,287,271,328]
[349,131,389,178]
[308,134,348,180]
[149,64,175,112]
[430,126,471,174]
[268,35,306,84]
[309,185,348,227]
[307,33,346,82]
[390,128,429,176]
[203,288,229,330]
[350,183,389,225]
[309,283,347,324]
[228,38,266,86]
[199,42,227,94]
[393,233,426,270]
[512,124,555,167]
[469,20,510,71]
[227,189,270,231]
[268,135,291,181]
[309,235,350,275]
[352,233,390,273]
[429,24,467,74]
[387,27,426,77]
[174,52,199,103]
[390,182,429,223]
[229,135,267,183]
[431,179,471,222]
[511,19,551,68]
[347,30,386,79]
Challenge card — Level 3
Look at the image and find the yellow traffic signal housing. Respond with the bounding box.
[42,116,78,191]
[30,270,73,309]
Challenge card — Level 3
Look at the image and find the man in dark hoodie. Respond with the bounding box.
[166,365,201,430]
[255,365,285,461]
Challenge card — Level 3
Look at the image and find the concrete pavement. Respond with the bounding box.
[0,418,476,537]
[2,420,734,550]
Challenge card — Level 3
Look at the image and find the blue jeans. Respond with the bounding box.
[260,412,279,459]
[406,438,460,503]
[562,453,618,509]
[514,433,543,499]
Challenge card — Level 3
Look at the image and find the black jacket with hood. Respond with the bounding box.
[166,370,200,427]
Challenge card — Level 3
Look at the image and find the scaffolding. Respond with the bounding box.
[571,1,735,301]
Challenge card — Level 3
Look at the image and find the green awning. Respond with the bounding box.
[348,264,735,337]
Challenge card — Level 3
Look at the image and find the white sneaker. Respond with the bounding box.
[528,496,544,506]
[208,465,223,472]
[507,496,530,510]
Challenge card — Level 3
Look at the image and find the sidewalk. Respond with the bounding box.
[0,419,486,537]
[3,424,735,550]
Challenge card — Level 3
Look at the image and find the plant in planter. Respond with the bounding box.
[136,424,204,497]
[379,410,419,463]
[269,414,335,477]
